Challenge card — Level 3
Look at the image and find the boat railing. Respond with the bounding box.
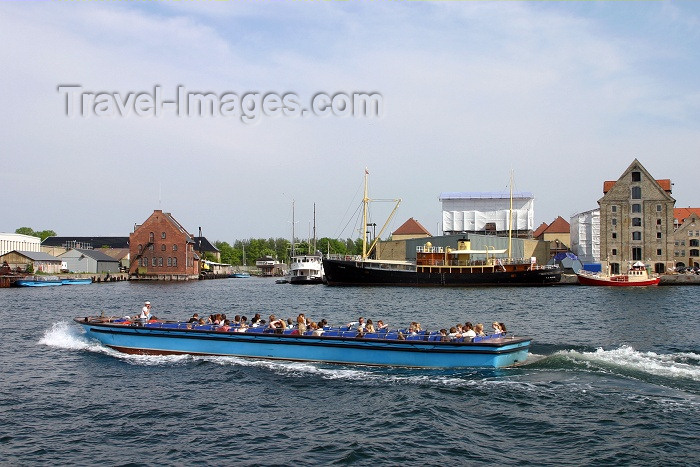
[416,245,444,253]
[326,254,362,261]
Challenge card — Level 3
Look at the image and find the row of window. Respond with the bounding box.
[676,240,700,247]
[611,202,664,212]
[610,248,663,259]
[675,250,700,257]
[138,244,178,253]
[141,257,178,267]
[609,262,667,274]
[148,232,168,242]
[688,230,700,236]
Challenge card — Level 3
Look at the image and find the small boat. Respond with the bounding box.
[289,254,324,284]
[576,262,660,286]
[61,278,93,285]
[74,317,531,368]
[15,276,63,287]
[275,277,290,284]
[230,272,250,278]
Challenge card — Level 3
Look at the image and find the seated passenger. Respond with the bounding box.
[297,314,307,333]
[376,320,388,330]
[365,319,376,333]
[492,322,503,334]
[310,322,324,336]
[439,329,449,342]
[474,323,486,337]
[347,317,366,330]
[218,319,231,332]
[499,322,507,334]
[447,327,458,339]
[463,322,476,338]
[187,313,200,324]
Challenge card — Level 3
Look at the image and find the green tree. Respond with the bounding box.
[14,227,56,241]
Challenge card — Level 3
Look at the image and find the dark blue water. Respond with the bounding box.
[1,280,698,465]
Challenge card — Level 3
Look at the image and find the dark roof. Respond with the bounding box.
[68,249,120,262]
[193,237,219,253]
[42,236,129,249]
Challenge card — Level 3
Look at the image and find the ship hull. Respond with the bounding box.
[576,274,660,287]
[323,259,561,286]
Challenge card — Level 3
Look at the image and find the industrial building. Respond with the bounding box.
[58,248,120,274]
[570,209,600,264]
[0,233,41,256]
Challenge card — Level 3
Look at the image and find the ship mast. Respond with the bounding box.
[362,168,369,259]
[508,171,513,260]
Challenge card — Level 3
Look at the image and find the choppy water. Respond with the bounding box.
[1,280,698,465]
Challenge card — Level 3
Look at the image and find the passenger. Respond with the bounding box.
[268,315,285,332]
[348,317,366,330]
[463,322,476,339]
[319,319,329,329]
[376,320,388,331]
[492,322,503,335]
[365,319,376,333]
[233,315,241,325]
[474,323,486,337]
[198,318,206,325]
[286,318,294,329]
[187,313,200,324]
[207,314,215,324]
[439,329,449,342]
[311,322,324,336]
[408,323,418,336]
[397,331,406,340]
[499,322,507,334]
[448,327,458,339]
[218,319,231,332]
[297,314,307,333]
[139,301,152,324]
[251,313,262,326]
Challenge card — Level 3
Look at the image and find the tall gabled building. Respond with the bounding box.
[129,210,199,280]
[598,159,675,274]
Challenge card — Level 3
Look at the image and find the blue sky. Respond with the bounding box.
[1,1,698,242]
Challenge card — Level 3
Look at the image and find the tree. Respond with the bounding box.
[14,227,57,241]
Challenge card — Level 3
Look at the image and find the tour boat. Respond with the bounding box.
[230,272,251,278]
[15,276,63,287]
[74,317,531,368]
[61,278,93,285]
[576,262,660,286]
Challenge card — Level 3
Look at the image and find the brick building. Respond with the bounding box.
[673,207,700,269]
[598,159,675,274]
[129,210,199,280]
[533,216,570,258]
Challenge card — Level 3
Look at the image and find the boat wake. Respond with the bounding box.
[526,345,700,393]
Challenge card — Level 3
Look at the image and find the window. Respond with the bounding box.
[612,218,617,226]
[681,240,686,246]
[656,204,662,212]
[611,263,620,274]
[675,241,679,246]
[611,205,617,213]
[612,232,617,239]
[656,232,662,239]
[138,244,143,253]
[690,239,699,247]
[149,244,154,251]
[691,249,700,257]
[631,187,641,199]
[632,204,641,213]
[152,257,157,267]
[655,263,665,274]
[632,171,641,182]
[632,247,642,261]
[632,218,642,227]
[681,250,685,256]
[167,257,172,267]
[656,249,662,256]
[161,244,166,251]
[158,257,163,266]
[142,257,148,267]
[656,219,662,225]
[611,249,617,256]
[149,232,154,242]
[161,232,166,239]
[173,257,177,267]
[632,232,642,241]
[173,244,178,251]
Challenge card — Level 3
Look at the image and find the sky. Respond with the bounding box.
[2,1,699,243]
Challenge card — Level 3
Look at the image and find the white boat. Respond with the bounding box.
[289,203,325,285]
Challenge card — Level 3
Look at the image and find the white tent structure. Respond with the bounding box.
[440,192,534,235]
[570,209,600,263]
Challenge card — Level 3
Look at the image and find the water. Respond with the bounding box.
[1,280,698,465]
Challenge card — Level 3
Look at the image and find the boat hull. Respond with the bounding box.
[75,319,531,368]
[576,274,660,286]
[289,275,323,285]
[15,280,63,287]
[323,259,561,286]
[61,279,93,285]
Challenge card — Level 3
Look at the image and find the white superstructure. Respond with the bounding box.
[570,209,600,263]
[0,233,41,256]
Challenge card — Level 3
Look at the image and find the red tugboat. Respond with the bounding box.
[576,261,661,287]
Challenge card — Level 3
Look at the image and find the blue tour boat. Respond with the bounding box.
[74,317,531,368]
[61,278,93,285]
[15,276,63,287]
[230,272,251,278]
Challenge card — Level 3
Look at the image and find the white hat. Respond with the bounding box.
[145,301,150,305]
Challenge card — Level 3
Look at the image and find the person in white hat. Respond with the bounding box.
[139,301,151,323]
